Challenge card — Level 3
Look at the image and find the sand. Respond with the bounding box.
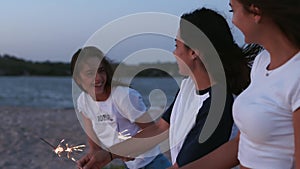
[0,106,85,169]
[0,106,174,169]
[0,106,128,169]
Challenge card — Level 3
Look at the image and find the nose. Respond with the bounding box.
[173,49,178,57]
[95,72,101,83]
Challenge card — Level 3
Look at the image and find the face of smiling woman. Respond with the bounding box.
[230,0,261,44]
[77,57,109,101]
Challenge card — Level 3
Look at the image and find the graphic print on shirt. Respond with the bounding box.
[97,113,114,122]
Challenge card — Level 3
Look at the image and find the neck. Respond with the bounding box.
[95,88,111,101]
[259,24,299,69]
[190,69,214,91]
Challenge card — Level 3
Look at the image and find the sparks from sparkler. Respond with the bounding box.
[40,138,86,162]
[118,129,132,141]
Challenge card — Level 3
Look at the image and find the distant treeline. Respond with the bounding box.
[0,54,179,77]
[0,54,71,76]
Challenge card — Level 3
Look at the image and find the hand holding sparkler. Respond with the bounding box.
[77,149,134,169]
[77,149,112,169]
[40,138,85,162]
[118,129,132,141]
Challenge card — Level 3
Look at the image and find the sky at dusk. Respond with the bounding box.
[0,0,244,64]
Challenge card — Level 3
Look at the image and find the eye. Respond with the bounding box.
[86,71,95,77]
[97,67,105,73]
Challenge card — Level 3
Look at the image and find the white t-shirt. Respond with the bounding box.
[233,50,300,169]
[77,86,160,169]
[169,77,209,164]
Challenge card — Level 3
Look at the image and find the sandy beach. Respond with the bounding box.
[0,106,173,169]
[0,106,129,169]
[0,106,85,169]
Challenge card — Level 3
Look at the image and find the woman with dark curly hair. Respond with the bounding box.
[179,0,300,168]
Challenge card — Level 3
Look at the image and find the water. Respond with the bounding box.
[0,76,73,109]
[130,77,181,108]
[0,76,181,109]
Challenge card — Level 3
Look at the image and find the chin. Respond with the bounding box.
[178,69,189,76]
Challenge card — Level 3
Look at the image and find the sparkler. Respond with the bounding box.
[118,129,132,141]
[40,129,129,162]
[40,137,85,162]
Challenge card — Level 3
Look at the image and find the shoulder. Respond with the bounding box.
[288,51,300,73]
[209,84,234,102]
[113,86,142,98]
[252,50,269,68]
[111,86,145,109]
[77,92,88,106]
[202,85,234,117]
[77,92,92,113]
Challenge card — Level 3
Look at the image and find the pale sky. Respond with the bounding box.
[0,0,244,63]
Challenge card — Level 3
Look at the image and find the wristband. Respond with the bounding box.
[109,152,113,161]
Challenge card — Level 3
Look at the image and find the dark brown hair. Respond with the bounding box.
[180,8,262,94]
[237,0,300,48]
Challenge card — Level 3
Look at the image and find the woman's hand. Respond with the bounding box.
[77,149,111,169]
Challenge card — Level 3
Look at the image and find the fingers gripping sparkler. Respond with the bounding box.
[40,138,86,162]
[118,129,132,141]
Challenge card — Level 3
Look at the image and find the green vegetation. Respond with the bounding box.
[0,54,70,76]
[0,54,179,77]
[114,62,180,77]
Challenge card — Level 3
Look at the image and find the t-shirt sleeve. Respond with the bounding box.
[162,90,179,124]
[161,100,174,124]
[250,50,265,80]
[176,93,234,167]
[291,77,300,112]
[113,87,147,123]
[77,92,90,118]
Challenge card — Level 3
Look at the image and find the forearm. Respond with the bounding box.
[135,120,168,138]
[81,112,105,151]
[110,119,169,158]
[88,137,102,151]
[179,136,239,169]
[110,129,168,158]
[293,109,300,169]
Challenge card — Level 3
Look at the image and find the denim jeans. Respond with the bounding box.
[125,154,171,169]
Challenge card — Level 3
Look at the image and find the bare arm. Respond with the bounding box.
[178,133,240,169]
[134,110,157,129]
[77,112,113,169]
[81,112,103,151]
[110,118,170,158]
[293,108,300,169]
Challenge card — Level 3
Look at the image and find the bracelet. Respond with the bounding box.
[109,152,113,161]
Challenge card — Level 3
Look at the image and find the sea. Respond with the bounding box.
[0,76,181,109]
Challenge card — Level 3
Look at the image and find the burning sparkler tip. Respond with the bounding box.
[40,138,86,163]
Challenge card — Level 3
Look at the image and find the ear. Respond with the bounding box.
[192,49,205,61]
[249,4,262,24]
[190,50,197,60]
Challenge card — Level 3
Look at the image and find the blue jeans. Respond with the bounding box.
[142,154,171,169]
[125,154,171,169]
